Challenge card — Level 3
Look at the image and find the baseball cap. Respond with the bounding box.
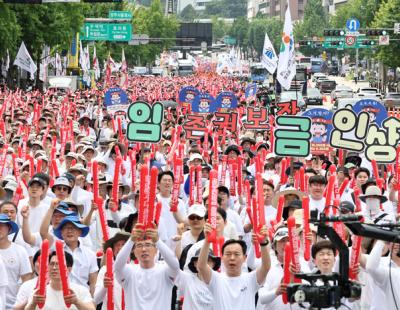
[189,153,203,162]
[273,226,289,242]
[188,204,206,218]
[28,177,46,188]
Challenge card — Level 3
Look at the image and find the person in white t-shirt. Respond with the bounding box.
[197,223,271,310]
[0,214,32,309]
[17,177,50,234]
[218,186,244,238]
[308,175,327,214]
[114,224,180,310]
[25,250,95,310]
[0,255,7,310]
[94,231,131,310]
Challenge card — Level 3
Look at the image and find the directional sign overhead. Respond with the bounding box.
[109,11,132,20]
[81,23,132,41]
[346,18,360,32]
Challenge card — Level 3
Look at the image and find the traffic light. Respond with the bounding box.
[362,40,375,46]
[324,29,345,36]
[330,41,344,46]
[366,29,387,36]
[299,41,312,47]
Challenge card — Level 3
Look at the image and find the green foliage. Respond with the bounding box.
[247,18,283,58]
[211,17,230,42]
[0,4,21,58]
[229,17,249,49]
[372,0,400,68]
[204,0,246,18]
[180,4,197,22]
[294,0,329,56]
[330,0,382,28]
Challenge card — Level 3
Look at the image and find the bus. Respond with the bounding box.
[311,58,325,74]
[250,63,268,83]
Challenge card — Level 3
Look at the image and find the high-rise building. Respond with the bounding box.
[247,0,308,21]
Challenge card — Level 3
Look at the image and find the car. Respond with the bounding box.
[278,91,306,110]
[312,73,326,83]
[335,98,361,110]
[304,88,323,105]
[318,80,337,93]
[356,87,382,99]
[383,92,400,108]
[315,77,329,89]
[331,85,353,103]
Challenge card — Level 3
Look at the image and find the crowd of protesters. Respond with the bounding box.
[0,73,399,310]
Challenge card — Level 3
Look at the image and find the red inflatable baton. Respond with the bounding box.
[37,240,49,309]
[55,240,71,308]
[106,248,114,310]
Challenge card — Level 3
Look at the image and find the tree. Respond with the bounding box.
[248,18,282,59]
[212,16,230,42]
[230,17,249,50]
[372,0,400,68]
[0,5,20,58]
[180,4,197,21]
[294,0,329,56]
[204,0,246,18]
[330,0,382,28]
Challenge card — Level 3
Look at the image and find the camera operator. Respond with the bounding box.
[365,240,400,310]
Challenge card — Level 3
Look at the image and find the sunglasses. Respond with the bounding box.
[54,186,70,192]
[188,215,204,221]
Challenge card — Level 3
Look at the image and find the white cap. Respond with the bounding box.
[189,153,203,162]
[188,204,206,218]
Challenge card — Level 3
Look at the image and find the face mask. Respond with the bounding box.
[366,198,380,213]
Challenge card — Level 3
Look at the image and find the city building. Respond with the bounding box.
[247,0,308,21]
[322,0,348,14]
[177,0,212,13]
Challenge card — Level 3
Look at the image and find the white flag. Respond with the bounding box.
[261,33,278,74]
[92,46,100,80]
[277,1,296,90]
[13,42,37,79]
[55,52,63,76]
[1,49,9,78]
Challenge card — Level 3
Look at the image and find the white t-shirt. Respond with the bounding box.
[181,230,199,250]
[226,209,244,237]
[207,270,261,310]
[0,256,8,310]
[17,198,50,234]
[0,243,32,309]
[309,196,326,215]
[27,282,93,310]
[94,266,123,310]
[13,277,37,308]
[117,262,175,310]
[176,270,213,310]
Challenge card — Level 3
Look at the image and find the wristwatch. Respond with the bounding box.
[259,240,269,247]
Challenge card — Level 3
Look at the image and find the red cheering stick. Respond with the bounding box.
[52,159,60,178]
[287,216,301,281]
[282,242,291,304]
[371,159,379,179]
[213,135,218,164]
[196,165,202,204]
[129,152,136,193]
[55,240,71,308]
[302,197,311,261]
[229,162,237,196]
[354,188,361,212]
[270,126,275,154]
[276,195,285,223]
[29,155,35,178]
[92,161,99,203]
[170,158,182,212]
[189,166,195,205]
[147,166,158,228]
[151,201,161,225]
[0,145,8,177]
[280,158,287,185]
[338,178,349,198]
[13,184,24,205]
[36,159,42,174]
[325,175,336,211]
[349,234,363,280]
[338,149,343,166]
[220,155,227,186]
[12,153,20,183]
[237,156,243,196]
[299,166,305,192]
[245,179,251,208]
[252,197,261,258]
[207,170,218,243]
[117,116,123,142]
[106,248,114,310]
[111,157,122,212]
[256,173,266,242]
[37,239,49,309]
[97,197,110,241]
[138,164,149,224]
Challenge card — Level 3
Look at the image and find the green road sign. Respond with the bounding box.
[109,11,132,20]
[81,23,132,41]
[223,36,236,45]
[323,36,375,49]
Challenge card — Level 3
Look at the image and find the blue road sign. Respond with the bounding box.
[346,18,360,32]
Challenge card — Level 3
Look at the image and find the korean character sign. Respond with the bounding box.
[182,114,207,140]
[330,102,400,163]
[104,87,129,115]
[243,107,269,131]
[126,101,164,143]
[215,91,238,112]
[302,108,333,155]
[178,86,200,108]
[192,93,218,113]
[274,115,311,157]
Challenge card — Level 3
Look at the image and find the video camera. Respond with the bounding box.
[286,211,362,309]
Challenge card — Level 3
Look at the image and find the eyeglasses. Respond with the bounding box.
[135,243,155,249]
[55,186,70,192]
[188,215,204,221]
